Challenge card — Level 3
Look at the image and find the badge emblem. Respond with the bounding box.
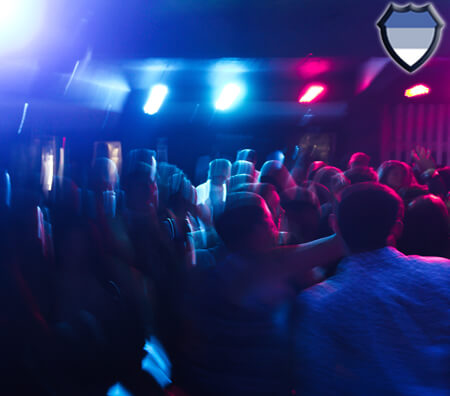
[377,3,445,73]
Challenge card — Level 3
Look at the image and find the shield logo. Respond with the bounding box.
[377,3,445,73]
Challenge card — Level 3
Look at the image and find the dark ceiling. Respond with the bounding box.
[37,0,450,62]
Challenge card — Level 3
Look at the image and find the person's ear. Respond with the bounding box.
[329,213,340,235]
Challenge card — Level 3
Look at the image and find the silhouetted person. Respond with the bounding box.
[378,160,421,194]
[259,160,296,194]
[296,183,450,396]
[175,192,344,396]
[348,152,370,169]
[281,187,321,244]
[398,194,449,258]
[231,160,255,178]
[344,166,378,185]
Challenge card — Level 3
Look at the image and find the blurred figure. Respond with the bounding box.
[157,163,180,212]
[231,160,255,178]
[312,167,349,238]
[306,161,327,181]
[215,192,279,254]
[344,165,379,185]
[165,172,198,269]
[348,152,370,169]
[302,180,333,206]
[125,161,158,214]
[398,195,449,258]
[196,159,231,206]
[259,160,296,194]
[236,149,257,165]
[378,160,418,193]
[88,157,125,218]
[296,183,450,396]
[229,174,255,192]
[313,166,349,196]
[126,148,157,172]
[196,159,231,225]
[175,191,344,396]
[250,183,284,231]
[266,150,285,164]
[378,160,429,205]
[281,187,321,244]
[236,148,260,183]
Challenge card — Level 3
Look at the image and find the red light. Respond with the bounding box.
[299,84,326,103]
[405,84,430,98]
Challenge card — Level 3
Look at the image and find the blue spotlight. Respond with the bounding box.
[215,83,244,111]
[144,84,169,115]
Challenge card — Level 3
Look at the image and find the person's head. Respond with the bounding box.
[333,182,404,254]
[307,161,327,181]
[125,161,159,212]
[348,152,370,169]
[314,166,349,195]
[398,195,449,258]
[126,149,157,177]
[436,167,450,193]
[208,159,232,186]
[90,157,119,193]
[378,160,416,192]
[229,174,255,192]
[344,166,379,185]
[231,160,255,178]
[215,192,278,254]
[266,150,285,164]
[281,187,321,243]
[236,149,257,165]
[251,183,283,229]
[259,160,296,194]
[302,181,333,205]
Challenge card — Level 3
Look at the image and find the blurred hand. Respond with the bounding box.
[411,146,436,173]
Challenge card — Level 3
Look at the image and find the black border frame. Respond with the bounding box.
[377,3,445,73]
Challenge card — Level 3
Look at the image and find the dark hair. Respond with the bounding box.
[259,160,296,193]
[314,166,349,194]
[348,152,370,168]
[306,161,327,181]
[281,187,321,243]
[214,192,272,253]
[336,183,404,253]
[377,160,417,191]
[344,166,379,185]
[398,195,449,258]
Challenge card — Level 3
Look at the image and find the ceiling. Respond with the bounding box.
[13,0,450,63]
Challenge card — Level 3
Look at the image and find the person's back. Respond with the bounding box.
[295,183,450,396]
[175,255,293,396]
[297,249,449,396]
[175,192,344,395]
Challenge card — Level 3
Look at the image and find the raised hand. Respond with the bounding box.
[411,146,436,173]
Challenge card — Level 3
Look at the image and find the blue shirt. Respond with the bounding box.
[295,247,450,396]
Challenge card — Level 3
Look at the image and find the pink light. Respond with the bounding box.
[298,58,333,78]
[299,84,326,103]
[405,84,430,98]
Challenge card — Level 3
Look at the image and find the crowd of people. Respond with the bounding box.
[1,141,449,395]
